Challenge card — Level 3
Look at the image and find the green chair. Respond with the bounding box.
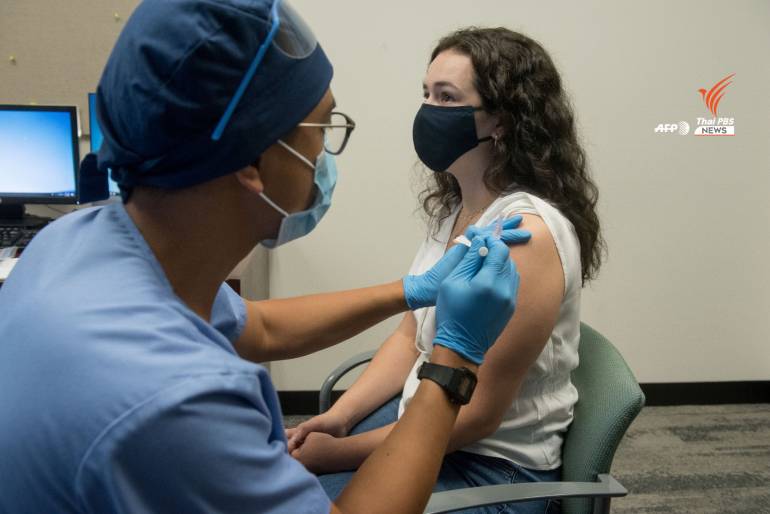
[319,322,645,514]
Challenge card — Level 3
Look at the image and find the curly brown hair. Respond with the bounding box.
[419,27,604,284]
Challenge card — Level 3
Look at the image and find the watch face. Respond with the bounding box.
[418,363,476,404]
[457,378,472,398]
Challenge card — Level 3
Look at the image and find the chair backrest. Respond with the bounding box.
[561,322,645,514]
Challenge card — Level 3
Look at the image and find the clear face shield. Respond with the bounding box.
[211,0,319,141]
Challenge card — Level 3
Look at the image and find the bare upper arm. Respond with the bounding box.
[233,300,268,362]
[458,213,565,431]
[396,311,418,343]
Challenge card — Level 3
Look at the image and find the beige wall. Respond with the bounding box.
[0,1,141,129]
[2,1,768,390]
[271,0,770,389]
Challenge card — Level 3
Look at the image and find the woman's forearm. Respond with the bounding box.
[328,316,419,430]
[237,280,407,362]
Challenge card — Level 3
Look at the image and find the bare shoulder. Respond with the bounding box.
[508,214,561,267]
[506,213,564,299]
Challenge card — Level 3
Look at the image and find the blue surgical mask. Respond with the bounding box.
[260,139,337,249]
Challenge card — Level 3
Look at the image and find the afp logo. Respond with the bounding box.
[654,121,690,135]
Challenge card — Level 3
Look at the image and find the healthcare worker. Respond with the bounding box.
[0,1,531,513]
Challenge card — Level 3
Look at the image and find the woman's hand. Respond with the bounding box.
[290,432,349,474]
[285,411,350,453]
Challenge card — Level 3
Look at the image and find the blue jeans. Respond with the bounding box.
[318,396,561,514]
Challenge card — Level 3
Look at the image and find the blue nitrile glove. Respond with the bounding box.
[403,243,469,310]
[432,235,520,364]
[464,214,532,245]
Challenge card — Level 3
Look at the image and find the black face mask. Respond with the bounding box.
[412,103,493,172]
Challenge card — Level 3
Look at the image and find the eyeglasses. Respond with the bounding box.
[297,111,356,155]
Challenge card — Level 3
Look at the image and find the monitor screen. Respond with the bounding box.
[0,105,79,204]
[88,93,120,196]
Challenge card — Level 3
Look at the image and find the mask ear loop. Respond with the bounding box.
[474,106,496,146]
[277,139,315,169]
[257,138,316,218]
[259,191,290,217]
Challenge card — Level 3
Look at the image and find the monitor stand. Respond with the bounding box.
[0,205,51,228]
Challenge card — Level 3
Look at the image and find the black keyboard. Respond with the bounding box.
[0,225,41,250]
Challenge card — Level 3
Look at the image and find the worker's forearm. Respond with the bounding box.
[334,336,497,464]
[337,399,496,473]
[335,399,498,473]
[252,280,407,361]
[334,379,497,473]
[334,347,477,514]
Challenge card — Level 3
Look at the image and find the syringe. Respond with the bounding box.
[493,214,503,240]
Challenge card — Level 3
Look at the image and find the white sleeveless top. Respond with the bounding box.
[398,191,582,470]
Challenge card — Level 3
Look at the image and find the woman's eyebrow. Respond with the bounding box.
[423,81,461,92]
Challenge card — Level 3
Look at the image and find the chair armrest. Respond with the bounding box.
[423,474,627,514]
[319,349,377,413]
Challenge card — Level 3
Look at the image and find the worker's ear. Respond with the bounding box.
[235,163,265,196]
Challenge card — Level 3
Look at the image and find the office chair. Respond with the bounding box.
[318,322,645,514]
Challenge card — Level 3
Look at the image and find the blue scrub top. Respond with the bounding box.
[0,203,329,513]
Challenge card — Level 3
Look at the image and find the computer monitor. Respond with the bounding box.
[88,93,120,196]
[0,105,79,209]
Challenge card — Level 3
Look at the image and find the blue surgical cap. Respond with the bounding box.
[85,0,333,200]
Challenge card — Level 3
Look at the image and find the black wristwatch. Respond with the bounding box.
[417,362,478,405]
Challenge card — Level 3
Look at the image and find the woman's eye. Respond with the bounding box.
[440,93,454,102]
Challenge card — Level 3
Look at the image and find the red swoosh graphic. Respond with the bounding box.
[708,80,732,114]
[703,73,735,116]
[711,90,729,116]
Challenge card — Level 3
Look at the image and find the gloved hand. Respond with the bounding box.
[403,215,530,310]
[462,214,532,245]
[403,243,469,310]
[432,235,520,364]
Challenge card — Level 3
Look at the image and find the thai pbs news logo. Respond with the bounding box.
[654,73,735,137]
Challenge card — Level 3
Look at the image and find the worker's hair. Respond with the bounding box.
[419,27,605,285]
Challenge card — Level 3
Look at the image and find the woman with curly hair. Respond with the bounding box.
[287,27,604,514]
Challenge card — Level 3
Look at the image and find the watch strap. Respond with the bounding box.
[417,362,477,405]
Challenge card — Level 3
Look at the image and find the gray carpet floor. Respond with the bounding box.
[284,404,770,513]
[611,404,770,514]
